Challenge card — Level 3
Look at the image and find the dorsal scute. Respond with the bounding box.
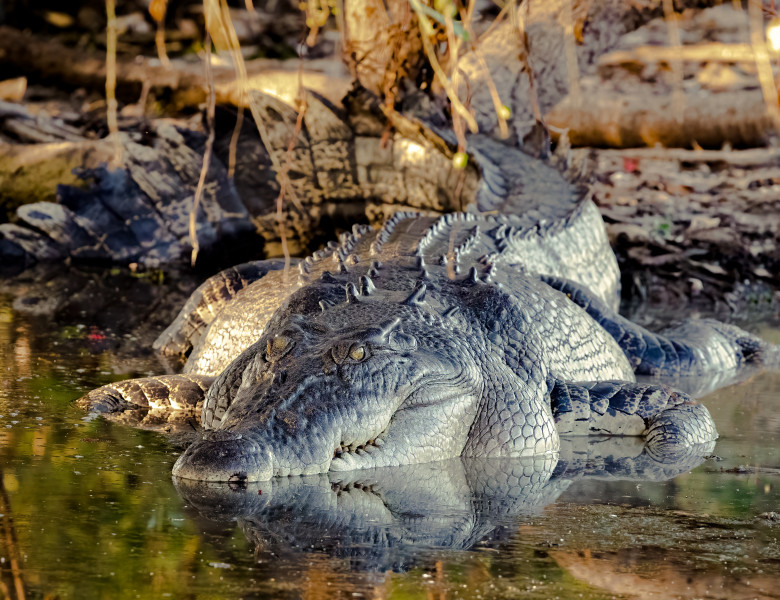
[359,275,376,296]
[410,212,493,276]
[298,221,375,284]
[402,282,427,306]
[371,211,422,255]
[345,282,361,304]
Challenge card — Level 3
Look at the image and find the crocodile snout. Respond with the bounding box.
[172,430,273,482]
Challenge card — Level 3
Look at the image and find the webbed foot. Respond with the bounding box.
[644,402,718,459]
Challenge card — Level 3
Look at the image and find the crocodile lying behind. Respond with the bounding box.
[80,174,779,481]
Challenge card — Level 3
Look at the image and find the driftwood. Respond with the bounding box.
[546,85,776,148]
[0,25,350,111]
[596,43,759,72]
[596,146,780,168]
[0,99,85,144]
[546,5,780,149]
[0,25,204,108]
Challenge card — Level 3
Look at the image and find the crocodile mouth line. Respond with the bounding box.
[331,434,386,460]
[326,368,477,465]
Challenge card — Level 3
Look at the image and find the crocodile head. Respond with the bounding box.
[172,279,484,482]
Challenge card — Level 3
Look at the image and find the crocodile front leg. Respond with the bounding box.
[549,379,718,453]
[77,374,215,431]
[463,357,560,458]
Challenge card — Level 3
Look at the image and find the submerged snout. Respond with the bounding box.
[172,430,273,482]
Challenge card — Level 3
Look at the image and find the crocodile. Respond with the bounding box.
[79,172,779,481]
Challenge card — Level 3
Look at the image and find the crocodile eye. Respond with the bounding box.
[349,345,366,361]
[266,336,293,361]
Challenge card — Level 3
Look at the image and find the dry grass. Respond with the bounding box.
[189,31,216,267]
[105,0,122,166]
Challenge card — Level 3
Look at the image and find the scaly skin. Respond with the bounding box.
[79,210,777,482]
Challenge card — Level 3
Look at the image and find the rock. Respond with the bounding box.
[17,201,98,253]
[0,223,66,268]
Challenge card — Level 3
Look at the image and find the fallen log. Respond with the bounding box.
[597,42,759,73]
[546,86,776,148]
[0,25,350,111]
[595,146,780,167]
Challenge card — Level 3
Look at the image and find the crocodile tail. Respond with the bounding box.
[247,89,362,203]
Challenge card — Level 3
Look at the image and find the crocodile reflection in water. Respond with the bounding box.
[174,437,715,572]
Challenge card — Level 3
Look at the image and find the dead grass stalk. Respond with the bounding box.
[190,31,216,267]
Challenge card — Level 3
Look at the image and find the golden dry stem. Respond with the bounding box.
[149,0,172,68]
[190,32,216,267]
[203,0,299,274]
[105,0,122,166]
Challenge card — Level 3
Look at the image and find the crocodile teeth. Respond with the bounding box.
[330,453,359,471]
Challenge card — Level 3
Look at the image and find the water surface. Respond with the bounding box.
[0,268,778,600]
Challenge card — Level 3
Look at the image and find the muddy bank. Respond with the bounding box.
[586,147,780,314]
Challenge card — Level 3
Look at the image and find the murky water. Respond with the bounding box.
[1,268,778,600]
